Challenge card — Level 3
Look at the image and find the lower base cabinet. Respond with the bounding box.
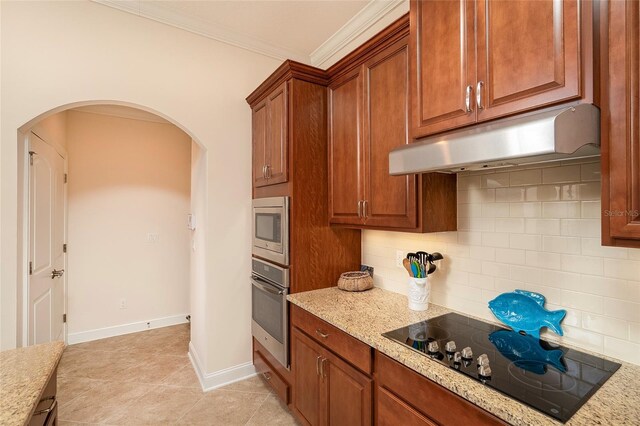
[29,368,57,426]
[289,307,505,426]
[252,338,291,405]
[375,352,506,425]
[291,327,372,426]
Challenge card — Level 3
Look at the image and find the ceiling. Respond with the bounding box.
[93,0,374,64]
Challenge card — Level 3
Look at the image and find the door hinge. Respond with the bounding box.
[28,151,35,166]
[63,314,67,323]
[29,261,33,275]
[63,243,67,253]
[64,173,68,183]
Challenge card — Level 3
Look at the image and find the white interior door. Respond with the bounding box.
[28,132,66,345]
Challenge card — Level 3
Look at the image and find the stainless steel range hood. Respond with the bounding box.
[389,104,600,175]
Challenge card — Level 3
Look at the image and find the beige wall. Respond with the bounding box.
[363,160,640,365]
[0,0,281,379]
[66,110,190,337]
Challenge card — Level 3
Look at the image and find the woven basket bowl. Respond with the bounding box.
[337,271,373,292]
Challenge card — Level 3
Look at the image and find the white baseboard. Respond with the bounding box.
[189,341,257,392]
[67,313,189,344]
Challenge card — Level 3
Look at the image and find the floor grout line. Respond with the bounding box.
[173,392,207,424]
[243,393,272,425]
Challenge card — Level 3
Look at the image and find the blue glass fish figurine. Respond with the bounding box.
[488,289,566,338]
[488,329,566,374]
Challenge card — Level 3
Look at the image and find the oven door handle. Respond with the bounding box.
[251,277,285,295]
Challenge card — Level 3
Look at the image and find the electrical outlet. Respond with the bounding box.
[119,299,127,309]
[146,233,159,243]
[396,250,405,268]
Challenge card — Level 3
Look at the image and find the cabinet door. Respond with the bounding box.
[266,81,288,185]
[292,328,323,426]
[329,69,364,224]
[363,36,418,229]
[252,99,268,188]
[325,350,372,426]
[603,0,640,245]
[476,0,584,122]
[410,0,476,139]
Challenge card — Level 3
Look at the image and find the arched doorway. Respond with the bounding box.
[17,101,207,350]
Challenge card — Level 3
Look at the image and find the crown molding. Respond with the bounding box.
[246,60,328,106]
[92,0,308,63]
[309,0,408,68]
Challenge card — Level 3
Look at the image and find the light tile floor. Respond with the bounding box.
[57,324,298,425]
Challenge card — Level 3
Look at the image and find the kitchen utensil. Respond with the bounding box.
[410,261,419,278]
[402,258,414,277]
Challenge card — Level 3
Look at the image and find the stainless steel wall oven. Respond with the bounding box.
[251,257,289,367]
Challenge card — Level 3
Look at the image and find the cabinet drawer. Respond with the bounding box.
[291,305,372,375]
[376,352,506,425]
[377,386,436,426]
[253,345,289,404]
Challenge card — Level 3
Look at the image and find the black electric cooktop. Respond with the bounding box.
[382,313,621,423]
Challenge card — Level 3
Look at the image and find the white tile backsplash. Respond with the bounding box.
[362,160,640,365]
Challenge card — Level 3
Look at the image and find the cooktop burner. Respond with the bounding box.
[382,313,621,423]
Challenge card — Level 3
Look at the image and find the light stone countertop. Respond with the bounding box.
[0,341,64,426]
[288,287,640,426]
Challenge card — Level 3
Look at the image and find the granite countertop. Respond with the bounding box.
[288,287,640,426]
[0,341,65,426]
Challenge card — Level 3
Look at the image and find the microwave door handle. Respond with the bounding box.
[251,277,284,295]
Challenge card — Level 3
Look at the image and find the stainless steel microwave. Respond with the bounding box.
[252,196,289,266]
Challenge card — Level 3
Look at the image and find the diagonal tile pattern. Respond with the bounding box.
[57,324,298,425]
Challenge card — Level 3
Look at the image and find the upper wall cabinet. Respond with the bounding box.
[411,0,593,139]
[328,16,457,232]
[251,81,288,188]
[602,0,640,248]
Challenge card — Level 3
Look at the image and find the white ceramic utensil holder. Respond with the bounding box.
[408,277,429,311]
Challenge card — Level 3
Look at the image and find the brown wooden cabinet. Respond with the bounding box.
[29,368,57,426]
[328,15,457,232]
[247,61,361,295]
[601,0,640,247]
[291,306,373,426]
[329,34,417,229]
[251,81,288,188]
[375,352,506,425]
[411,0,593,139]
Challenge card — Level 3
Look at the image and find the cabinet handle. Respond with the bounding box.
[321,358,327,378]
[316,329,329,339]
[316,355,322,376]
[465,85,474,113]
[262,165,267,179]
[263,372,271,381]
[476,81,484,110]
[357,200,362,218]
[266,165,271,179]
[33,397,56,416]
[363,200,368,218]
